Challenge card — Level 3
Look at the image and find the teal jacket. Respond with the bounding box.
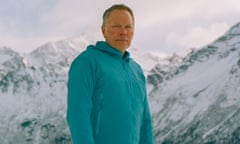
[67,41,154,144]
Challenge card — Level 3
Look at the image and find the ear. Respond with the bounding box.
[101,25,106,38]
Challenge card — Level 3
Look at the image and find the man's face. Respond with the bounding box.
[102,9,134,53]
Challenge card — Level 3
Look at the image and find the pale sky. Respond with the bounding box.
[0,0,240,56]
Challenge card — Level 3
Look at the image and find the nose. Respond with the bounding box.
[119,27,127,36]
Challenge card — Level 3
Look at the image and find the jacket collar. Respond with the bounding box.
[88,41,130,61]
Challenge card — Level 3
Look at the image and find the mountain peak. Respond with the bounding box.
[226,22,240,35]
[26,36,90,73]
[0,46,18,55]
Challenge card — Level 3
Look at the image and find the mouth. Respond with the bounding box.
[116,39,128,42]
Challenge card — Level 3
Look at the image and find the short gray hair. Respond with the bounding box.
[102,4,134,26]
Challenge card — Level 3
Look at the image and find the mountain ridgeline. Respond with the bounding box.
[0,22,240,143]
[148,22,240,144]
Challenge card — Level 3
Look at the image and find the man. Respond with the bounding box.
[67,4,154,144]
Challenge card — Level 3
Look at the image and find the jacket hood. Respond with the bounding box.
[87,41,131,61]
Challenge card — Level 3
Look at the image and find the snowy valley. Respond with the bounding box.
[0,22,240,144]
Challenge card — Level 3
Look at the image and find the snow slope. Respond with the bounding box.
[0,22,240,144]
[150,22,240,144]
[0,37,160,143]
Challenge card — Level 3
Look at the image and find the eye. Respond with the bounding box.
[112,25,121,28]
[125,25,132,29]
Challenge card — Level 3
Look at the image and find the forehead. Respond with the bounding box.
[107,9,133,23]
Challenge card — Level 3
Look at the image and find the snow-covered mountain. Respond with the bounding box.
[0,22,240,144]
[0,36,161,143]
[150,22,240,144]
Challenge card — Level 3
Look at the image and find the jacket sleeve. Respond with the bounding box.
[139,94,154,144]
[66,54,96,144]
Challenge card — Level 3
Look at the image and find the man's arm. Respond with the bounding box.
[139,95,154,144]
[67,54,96,144]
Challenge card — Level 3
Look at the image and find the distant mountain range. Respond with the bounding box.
[0,22,240,144]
